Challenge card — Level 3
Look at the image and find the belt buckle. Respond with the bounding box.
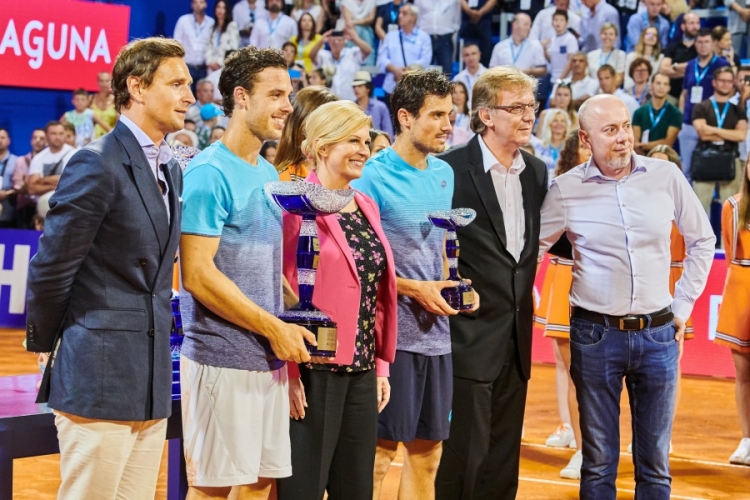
[619,316,645,331]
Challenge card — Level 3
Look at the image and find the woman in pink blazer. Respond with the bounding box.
[276,101,398,500]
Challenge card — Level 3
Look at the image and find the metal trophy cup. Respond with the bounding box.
[265,181,356,357]
[427,208,477,311]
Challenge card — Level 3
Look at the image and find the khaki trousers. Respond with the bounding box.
[54,410,167,500]
[692,158,744,214]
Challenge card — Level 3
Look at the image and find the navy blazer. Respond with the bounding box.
[26,121,183,421]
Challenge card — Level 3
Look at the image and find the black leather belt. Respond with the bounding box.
[571,306,673,331]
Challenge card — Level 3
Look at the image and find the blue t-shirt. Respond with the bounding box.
[682,55,729,125]
[351,147,454,356]
[180,141,284,371]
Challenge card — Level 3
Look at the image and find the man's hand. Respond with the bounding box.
[463,285,480,313]
[391,66,405,81]
[377,377,390,413]
[267,322,317,363]
[468,10,481,23]
[410,280,460,316]
[674,316,686,361]
[289,377,307,420]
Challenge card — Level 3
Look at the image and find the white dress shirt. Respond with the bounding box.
[248,13,298,49]
[173,14,215,66]
[452,65,487,102]
[538,154,715,320]
[553,76,600,101]
[530,6,582,43]
[232,0,268,46]
[119,115,172,220]
[478,136,526,262]
[489,37,547,72]
[415,0,461,35]
[377,28,433,93]
[316,47,364,101]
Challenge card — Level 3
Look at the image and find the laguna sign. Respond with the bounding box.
[0,0,130,91]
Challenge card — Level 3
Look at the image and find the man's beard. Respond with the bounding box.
[268,4,281,13]
[608,155,631,169]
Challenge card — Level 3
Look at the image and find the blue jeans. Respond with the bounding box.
[569,316,678,500]
[430,34,454,75]
[678,123,698,182]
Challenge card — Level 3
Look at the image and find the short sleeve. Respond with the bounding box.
[691,101,708,122]
[632,107,646,129]
[181,163,231,236]
[669,107,684,128]
[28,155,42,176]
[350,162,384,209]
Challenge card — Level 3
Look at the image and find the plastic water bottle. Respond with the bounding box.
[169,291,183,400]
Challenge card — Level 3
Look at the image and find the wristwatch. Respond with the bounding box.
[672,62,678,70]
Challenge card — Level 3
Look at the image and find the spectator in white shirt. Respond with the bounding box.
[186,79,216,127]
[597,64,640,116]
[249,0,298,49]
[553,51,600,109]
[233,0,268,47]
[452,43,487,105]
[173,0,215,87]
[28,121,78,217]
[584,22,626,88]
[489,13,548,80]
[414,0,461,74]
[312,26,372,101]
[543,10,580,82]
[530,0,582,43]
[377,4,433,107]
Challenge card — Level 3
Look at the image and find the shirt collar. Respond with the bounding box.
[478,135,526,174]
[582,153,648,181]
[119,114,173,166]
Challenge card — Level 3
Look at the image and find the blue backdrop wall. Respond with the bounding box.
[0,0,191,153]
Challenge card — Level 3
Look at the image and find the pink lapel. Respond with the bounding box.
[306,171,358,283]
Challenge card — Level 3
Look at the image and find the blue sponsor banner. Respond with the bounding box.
[0,230,42,328]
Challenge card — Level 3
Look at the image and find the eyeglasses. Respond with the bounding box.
[490,102,540,115]
[715,78,735,84]
[555,80,572,88]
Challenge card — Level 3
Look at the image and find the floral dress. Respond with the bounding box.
[308,207,386,372]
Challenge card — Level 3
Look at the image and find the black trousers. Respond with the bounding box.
[276,366,377,500]
[435,336,528,500]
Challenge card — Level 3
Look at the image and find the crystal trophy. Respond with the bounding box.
[426,208,477,311]
[265,181,356,357]
[171,145,201,171]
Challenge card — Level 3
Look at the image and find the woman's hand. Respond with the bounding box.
[289,377,307,420]
[376,377,390,413]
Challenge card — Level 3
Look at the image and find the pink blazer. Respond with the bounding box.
[282,171,398,378]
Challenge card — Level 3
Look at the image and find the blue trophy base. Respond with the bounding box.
[441,282,475,311]
[279,306,338,358]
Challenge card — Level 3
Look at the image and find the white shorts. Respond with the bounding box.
[180,356,292,487]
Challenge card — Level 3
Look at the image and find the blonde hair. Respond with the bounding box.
[540,108,571,147]
[600,22,618,36]
[301,101,373,165]
[470,66,538,135]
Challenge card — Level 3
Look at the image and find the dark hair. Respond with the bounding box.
[452,81,470,115]
[211,125,226,132]
[310,68,331,87]
[274,86,339,171]
[369,129,391,152]
[462,42,480,52]
[111,37,185,113]
[184,119,196,126]
[0,127,8,136]
[696,28,712,39]
[45,120,63,132]
[219,46,288,117]
[553,9,568,21]
[597,64,616,77]
[260,140,279,160]
[711,25,729,42]
[32,128,46,135]
[555,129,583,176]
[62,122,76,134]
[213,0,234,35]
[73,88,89,98]
[296,12,316,42]
[713,65,735,80]
[628,57,653,79]
[390,69,453,135]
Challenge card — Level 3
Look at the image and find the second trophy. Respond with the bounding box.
[427,208,477,311]
[265,181,356,357]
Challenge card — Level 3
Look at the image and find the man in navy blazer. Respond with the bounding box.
[25,38,194,499]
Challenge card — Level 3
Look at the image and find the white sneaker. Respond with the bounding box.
[546,423,575,448]
[569,438,577,449]
[729,437,750,465]
[560,450,583,479]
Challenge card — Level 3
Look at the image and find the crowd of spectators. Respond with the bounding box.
[4,0,750,240]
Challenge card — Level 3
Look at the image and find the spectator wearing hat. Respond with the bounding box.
[196,103,224,149]
[353,71,394,139]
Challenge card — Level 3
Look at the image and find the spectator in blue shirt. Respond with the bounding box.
[352,71,394,139]
[625,0,670,52]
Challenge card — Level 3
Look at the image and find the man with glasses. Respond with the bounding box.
[435,66,552,500]
[691,66,748,213]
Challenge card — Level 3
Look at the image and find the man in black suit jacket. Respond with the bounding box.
[435,67,549,500]
[25,38,194,499]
